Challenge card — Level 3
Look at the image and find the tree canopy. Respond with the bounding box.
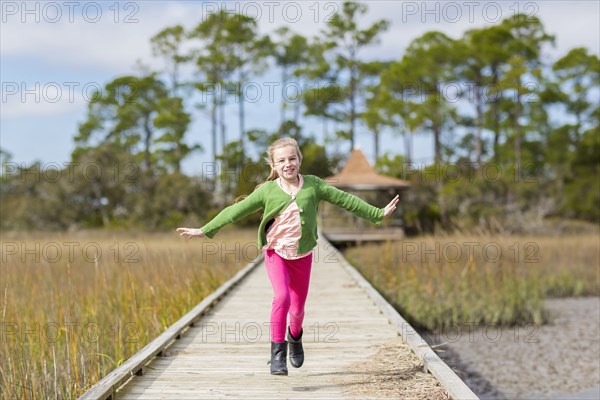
[2,3,598,232]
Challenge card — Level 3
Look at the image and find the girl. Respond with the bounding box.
[176,138,399,376]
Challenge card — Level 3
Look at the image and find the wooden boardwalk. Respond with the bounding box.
[83,238,477,400]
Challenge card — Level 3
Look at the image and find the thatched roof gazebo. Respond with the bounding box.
[320,148,410,243]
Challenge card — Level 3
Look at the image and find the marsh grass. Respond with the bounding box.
[344,234,600,331]
[0,228,257,399]
[2,230,598,398]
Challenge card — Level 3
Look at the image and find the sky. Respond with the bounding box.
[1,0,599,175]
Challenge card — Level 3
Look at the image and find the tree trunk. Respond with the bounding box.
[219,98,227,203]
[174,142,181,174]
[143,117,153,173]
[574,108,582,143]
[434,125,441,164]
[93,184,110,227]
[404,129,413,165]
[239,91,245,149]
[491,66,501,162]
[281,67,288,125]
[374,128,380,160]
[211,93,217,164]
[211,89,218,193]
[172,62,179,96]
[349,63,357,149]
[219,100,226,156]
[514,92,522,167]
[475,83,483,165]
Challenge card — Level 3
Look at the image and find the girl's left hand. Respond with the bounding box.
[383,194,400,217]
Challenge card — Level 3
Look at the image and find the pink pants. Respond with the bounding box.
[264,249,313,342]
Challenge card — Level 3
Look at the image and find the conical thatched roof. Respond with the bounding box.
[324,148,410,190]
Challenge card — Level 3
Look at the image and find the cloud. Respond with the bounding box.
[0,2,201,72]
[3,1,597,74]
[1,81,89,119]
[536,1,600,58]
[0,2,203,119]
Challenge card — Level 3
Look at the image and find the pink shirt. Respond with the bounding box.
[262,175,313,260]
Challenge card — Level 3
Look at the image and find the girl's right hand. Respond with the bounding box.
[176,227,205,239]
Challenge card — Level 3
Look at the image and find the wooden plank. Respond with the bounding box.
[83,235,474,400]
[326,235,479,400]
[115,239,411,399]
[322,229,405,242]
[78,254,264,400]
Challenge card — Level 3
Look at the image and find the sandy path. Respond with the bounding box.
[425,297,600,399]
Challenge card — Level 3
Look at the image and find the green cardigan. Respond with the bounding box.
[201,175,384,255]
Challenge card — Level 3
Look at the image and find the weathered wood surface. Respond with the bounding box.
[79,256,263,400]
[92,237,476,399]
[322,228,405,242]
[329,240,479,400]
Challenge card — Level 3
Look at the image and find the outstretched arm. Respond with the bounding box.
[176,184,265,239]
[383,194,400,217]
[317,178,385,224]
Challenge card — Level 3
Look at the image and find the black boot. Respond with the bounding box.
[268,341,288,375]
[287,327,304,368]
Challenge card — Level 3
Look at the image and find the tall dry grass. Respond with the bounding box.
[0,228,257,399]
[344,234,600,331]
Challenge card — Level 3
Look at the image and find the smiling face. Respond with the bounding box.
[271,145,301,182]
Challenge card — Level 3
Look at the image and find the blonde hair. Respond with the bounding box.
[234,137,303,203]
[263,137,303,182]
